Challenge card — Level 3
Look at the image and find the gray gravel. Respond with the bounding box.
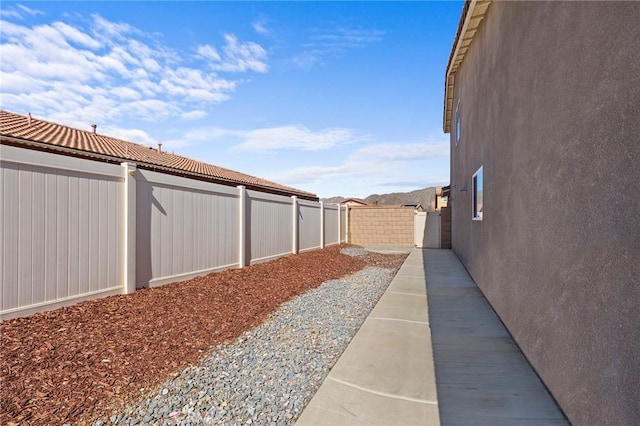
[96,266,395,426]
[339,246,368,257]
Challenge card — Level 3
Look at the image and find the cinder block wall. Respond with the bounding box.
[348,206,414,247]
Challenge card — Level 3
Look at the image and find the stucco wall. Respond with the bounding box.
[449,2,640,425]
[348,207,414,247]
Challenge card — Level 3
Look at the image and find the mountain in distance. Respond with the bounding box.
[322,186,440,211]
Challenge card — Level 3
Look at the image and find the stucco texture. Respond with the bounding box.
[449,2,640,425]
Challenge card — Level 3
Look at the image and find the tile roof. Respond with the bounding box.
[341,198,372,206]
[0,110,317,200]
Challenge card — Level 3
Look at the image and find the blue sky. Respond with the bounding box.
[0,1,462,198]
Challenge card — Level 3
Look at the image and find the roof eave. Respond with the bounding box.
[0,134,318,201]
[443,0,492,133]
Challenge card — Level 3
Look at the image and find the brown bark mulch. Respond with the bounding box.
[0,244,407,425]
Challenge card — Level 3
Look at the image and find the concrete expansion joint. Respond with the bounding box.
[328,377,438,406]
[367,316,429,325]
[386,290,426,297]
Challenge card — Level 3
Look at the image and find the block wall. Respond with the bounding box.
[348,207,414,247]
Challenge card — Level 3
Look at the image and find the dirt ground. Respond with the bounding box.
[0,244,407,425]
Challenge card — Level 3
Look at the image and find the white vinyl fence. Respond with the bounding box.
[1,145,346,320]
[298,200,322,252]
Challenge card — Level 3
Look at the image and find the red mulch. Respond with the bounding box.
[0,244,407,425]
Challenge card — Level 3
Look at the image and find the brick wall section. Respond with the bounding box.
[348,206,414,247]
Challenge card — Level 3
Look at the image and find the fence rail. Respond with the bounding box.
[1,145,346,320]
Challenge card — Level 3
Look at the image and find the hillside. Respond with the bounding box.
[322,186,440,211]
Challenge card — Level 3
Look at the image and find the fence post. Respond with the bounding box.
[320,201,325,248]
[291,196,299,254]
[337,204,342,244]
[345,205,349,243]
[238,185,247,267]
[121,162,137,294]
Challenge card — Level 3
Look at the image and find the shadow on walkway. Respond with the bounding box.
[424,249,569,426]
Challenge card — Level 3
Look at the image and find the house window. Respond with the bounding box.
[472,166,483,220]
[455,100,461,145]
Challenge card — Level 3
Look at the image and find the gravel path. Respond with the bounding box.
[97,265,395,425]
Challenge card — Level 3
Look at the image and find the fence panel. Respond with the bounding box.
[323,204,340,246]
[136,170,239,288]
[1,145,124,320]
[2,144,342,319]
[247,190,293,264]
[298,201,321,251]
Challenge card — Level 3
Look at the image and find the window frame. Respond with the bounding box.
[455,99,461,145]
[472,166,483,221]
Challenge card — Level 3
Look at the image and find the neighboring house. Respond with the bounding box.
[400,203,424,212]
[435,186,447,210]
[439,185,450,207]
[0,110,317,201]
[444,2,639,426]
[341,198,372,206]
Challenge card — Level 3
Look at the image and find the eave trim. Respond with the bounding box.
[443,0,492,133]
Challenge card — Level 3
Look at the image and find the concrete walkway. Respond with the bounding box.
[297,248,569,426]
[296,249,439,425]
[424,249,568,425]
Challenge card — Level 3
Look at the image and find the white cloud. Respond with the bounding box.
[0,4,44,20]
[252,19,270,35]
[128,120,449,197]
[0,70,47,93]
[293,25,385,69]
[118,99,178,122]
[91,14,137,41]
[264,136,450,195]
[111,86,142,101]
[196,44,221,61]
[160,124,360,152]
[268,164,353,184]
[162,127,243,150]
[103,126,158,146]
[0,10,24,20]
[52,21,101,49]
[311,27,385,49]
[210,34,269,73]
[131,79,158,97]
[141,57,161,73]
[17,5,44,16]
[181,110,207,120]
[269,157,449,194]
[0,13,268,130]
[236,125,361,152]
[184,127,243,141]
[292,53,322,70]
[351,141,450,160]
